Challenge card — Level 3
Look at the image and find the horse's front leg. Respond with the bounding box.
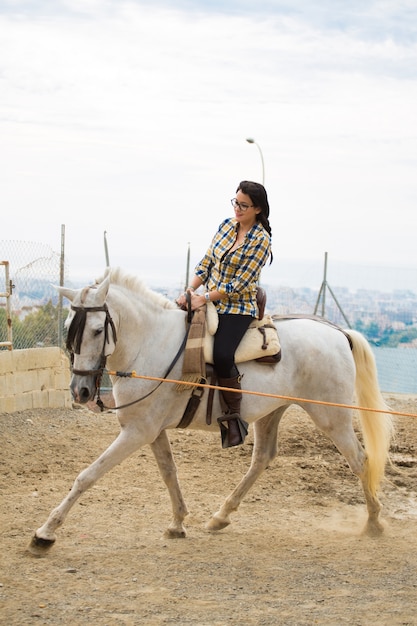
[150,430,189,538]
[29,428,145,554]
[207,408,285,531]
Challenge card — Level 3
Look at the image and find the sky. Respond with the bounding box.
[1,0,417,291]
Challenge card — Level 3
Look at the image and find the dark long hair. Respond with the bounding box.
[237,180,273,263]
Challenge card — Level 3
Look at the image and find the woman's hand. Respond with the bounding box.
[190,293,206,311]
[176,288,198,310]
[176,289,206,311]
[176,291,187,309]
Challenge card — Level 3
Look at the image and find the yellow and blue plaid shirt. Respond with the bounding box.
[194,218,271,317]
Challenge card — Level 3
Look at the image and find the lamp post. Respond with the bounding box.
[104,231,110,267]
[246,137,265,185]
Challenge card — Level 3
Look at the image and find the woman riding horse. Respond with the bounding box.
[177,180,273,448]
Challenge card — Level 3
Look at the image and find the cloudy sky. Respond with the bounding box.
[1,0,417,290]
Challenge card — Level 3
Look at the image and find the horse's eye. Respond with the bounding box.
[94,327,104,337]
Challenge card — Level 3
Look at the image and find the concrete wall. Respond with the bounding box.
[0,347,72,414]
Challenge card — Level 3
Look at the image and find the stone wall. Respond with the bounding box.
[0,348,72,413]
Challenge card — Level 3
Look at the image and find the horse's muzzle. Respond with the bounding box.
[70,374,97,404]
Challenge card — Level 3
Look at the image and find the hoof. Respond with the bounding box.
[28,534,56,556]
[164,528,187,539]
[363,519,385,537]
[206,513,231,532]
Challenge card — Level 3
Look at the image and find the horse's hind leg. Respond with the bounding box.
[359,458,384,536]
[150,430,189,538]
[29,427,145,554]
[207,408,286,531]
[306,405,384,536]
[334,434,384,536]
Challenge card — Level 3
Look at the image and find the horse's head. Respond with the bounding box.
[58,273,117,404]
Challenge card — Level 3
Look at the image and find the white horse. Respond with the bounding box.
[30,268,394,553]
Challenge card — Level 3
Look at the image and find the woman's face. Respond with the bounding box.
[233,190,261,226]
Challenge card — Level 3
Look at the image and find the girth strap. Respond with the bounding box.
[176,381,205,429]
[176,365,216,429]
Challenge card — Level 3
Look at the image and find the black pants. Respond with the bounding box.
[213,314,253,378]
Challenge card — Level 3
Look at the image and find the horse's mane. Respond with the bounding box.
[95,267,178,311]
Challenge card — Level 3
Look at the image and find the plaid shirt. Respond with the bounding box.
[194,217,271,317]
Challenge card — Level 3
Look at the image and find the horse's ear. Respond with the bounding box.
[55,285,77,302]
[95,273,111,303]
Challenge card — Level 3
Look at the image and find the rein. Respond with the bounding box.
[100,328,190,411]
[67,295,192,412]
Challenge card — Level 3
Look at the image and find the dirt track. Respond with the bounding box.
[1,394,417,625]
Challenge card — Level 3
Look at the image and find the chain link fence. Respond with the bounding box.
[2,238,417,393]
[0,241,66,349]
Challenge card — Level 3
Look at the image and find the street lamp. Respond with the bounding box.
[246,137,265,185]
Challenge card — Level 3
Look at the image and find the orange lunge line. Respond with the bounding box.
[105,370,417,419]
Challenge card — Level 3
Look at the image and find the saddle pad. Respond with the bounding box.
[203,315,281,365]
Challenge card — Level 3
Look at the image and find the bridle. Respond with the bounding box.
[66,298,190,412]
[66,303,117,408]
[67,304,117,375]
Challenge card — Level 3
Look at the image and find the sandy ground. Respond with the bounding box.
[1,394,417,625]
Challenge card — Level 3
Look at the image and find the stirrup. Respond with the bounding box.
[217,414,249,449]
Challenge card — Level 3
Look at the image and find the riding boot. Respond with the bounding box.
[217,375,249,448]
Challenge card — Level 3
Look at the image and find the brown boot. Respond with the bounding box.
[217,375,249,448]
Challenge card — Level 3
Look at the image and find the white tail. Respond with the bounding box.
[347,329,394,495]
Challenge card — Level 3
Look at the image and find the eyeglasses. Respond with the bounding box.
[231,198,254,212]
